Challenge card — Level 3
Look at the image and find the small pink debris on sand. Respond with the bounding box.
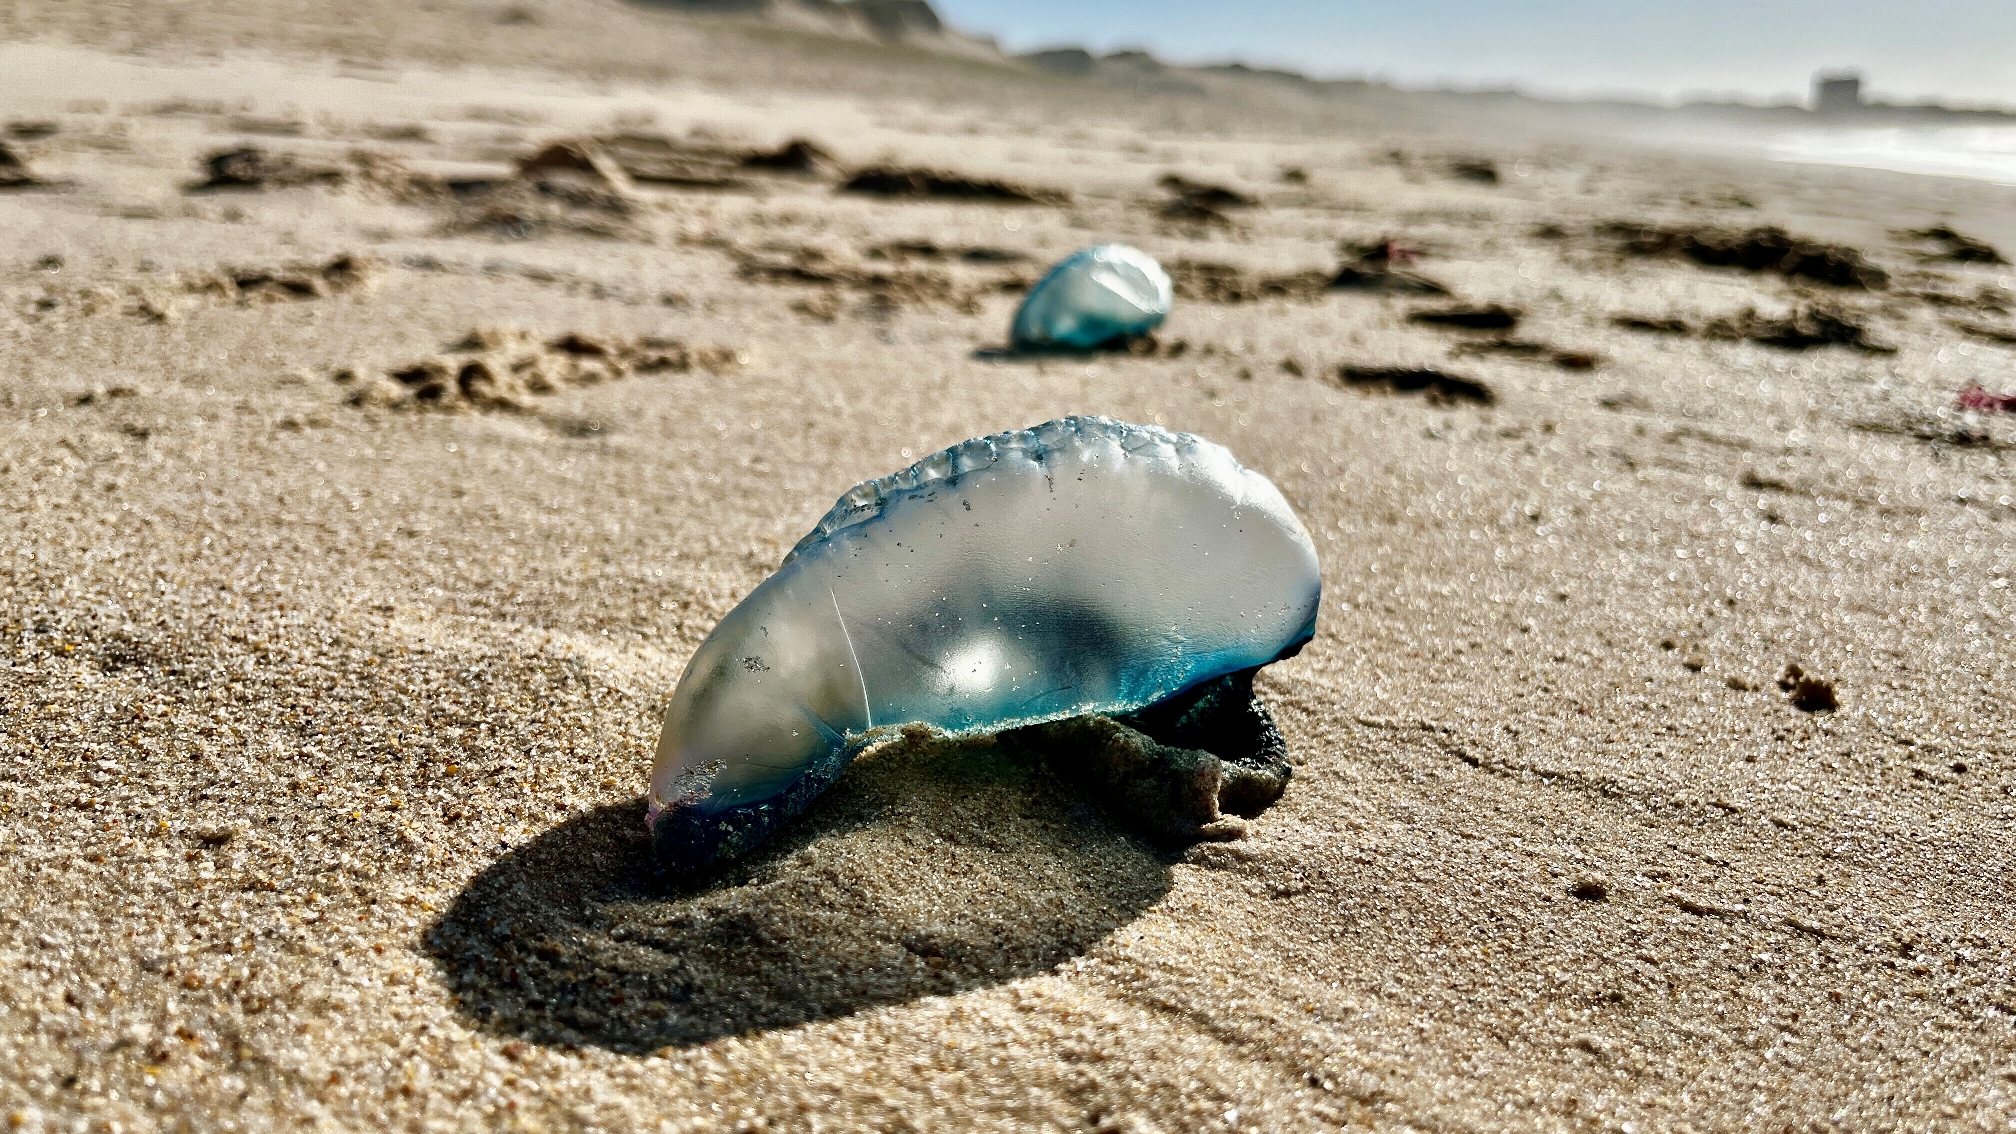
[1957,385,2016,413]
[1381,241,1420,266]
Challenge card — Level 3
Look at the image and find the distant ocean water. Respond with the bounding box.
[1767,125,2016,187]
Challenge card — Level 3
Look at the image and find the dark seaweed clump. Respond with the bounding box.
[1612,314,1692,335]
[1157,174,1253,209]
[1447,158,1499,184]
[740,138,836,175]
[0,141,42,188]
[593,134,837,187]
[1156,174,1253,225]
[1329,240,1449,295]
[842,167,1067,205]
[1604,223,1888,289]
[1779,664,1839,713]
[188,146,345,192]
[1408,304,1521,332]
[1704,306,1894,353]
[1900,225,2005,265]
[1166,259,1330,304]
[1448,338,1599,370]
[1335,365,1496,406]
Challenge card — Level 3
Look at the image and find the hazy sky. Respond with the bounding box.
[934,0,2016,108]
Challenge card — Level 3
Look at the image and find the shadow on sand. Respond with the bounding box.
[970,337,1163,364]
[426,732,1173,1053]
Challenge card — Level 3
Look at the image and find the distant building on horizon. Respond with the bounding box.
[1814,71,1863,114]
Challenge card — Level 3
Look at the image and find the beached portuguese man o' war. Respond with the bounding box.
[1010,244,1173,350]
[648,416,1321,871]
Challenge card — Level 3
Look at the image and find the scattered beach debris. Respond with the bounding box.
[1778,664,1838,713]
[1448,338,1600,369]
[1166,259,1329,304]
[6,120,58,140]
[335,326,739,411]
[1612,314,1692,335]
[1408,304,1521,332]
[517,139,634,191]
[1278,166,1308,185]
[593,134,837,188]
[1898,224,2006,265]
[187,146,345,192]
[1010,244,1172,350]
[1446,157,1499,184]
[1603,223,1888,289]
[842,166,1068,205]
[1702,306,1894,353]
[1164,242,1457,304]
[0,141,46,189]
[1334,365,1496,406]
[647,417,1320,873]
[864,240,1027,264]
[1958,385,2016,414]
[430,141,645,239]
[741,138,838,175]
[72,384,142,406]
[1851,416,2010,452]
[1408,300,1592,367]
[1329,239,1449,295]
[1740,470,1798,494]
[1158,195,1232,226]
[1613,305,1891,352]
[1155,174,1253,225]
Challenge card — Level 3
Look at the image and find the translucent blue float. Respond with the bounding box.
[648,416,1320,871]
[1009,244,1173,350]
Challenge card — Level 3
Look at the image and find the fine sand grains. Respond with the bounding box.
[1,15,2015,1134]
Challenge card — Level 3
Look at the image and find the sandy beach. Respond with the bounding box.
[2,3,2015,1130]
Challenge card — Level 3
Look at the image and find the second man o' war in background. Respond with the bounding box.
[1009,244,1174,350]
